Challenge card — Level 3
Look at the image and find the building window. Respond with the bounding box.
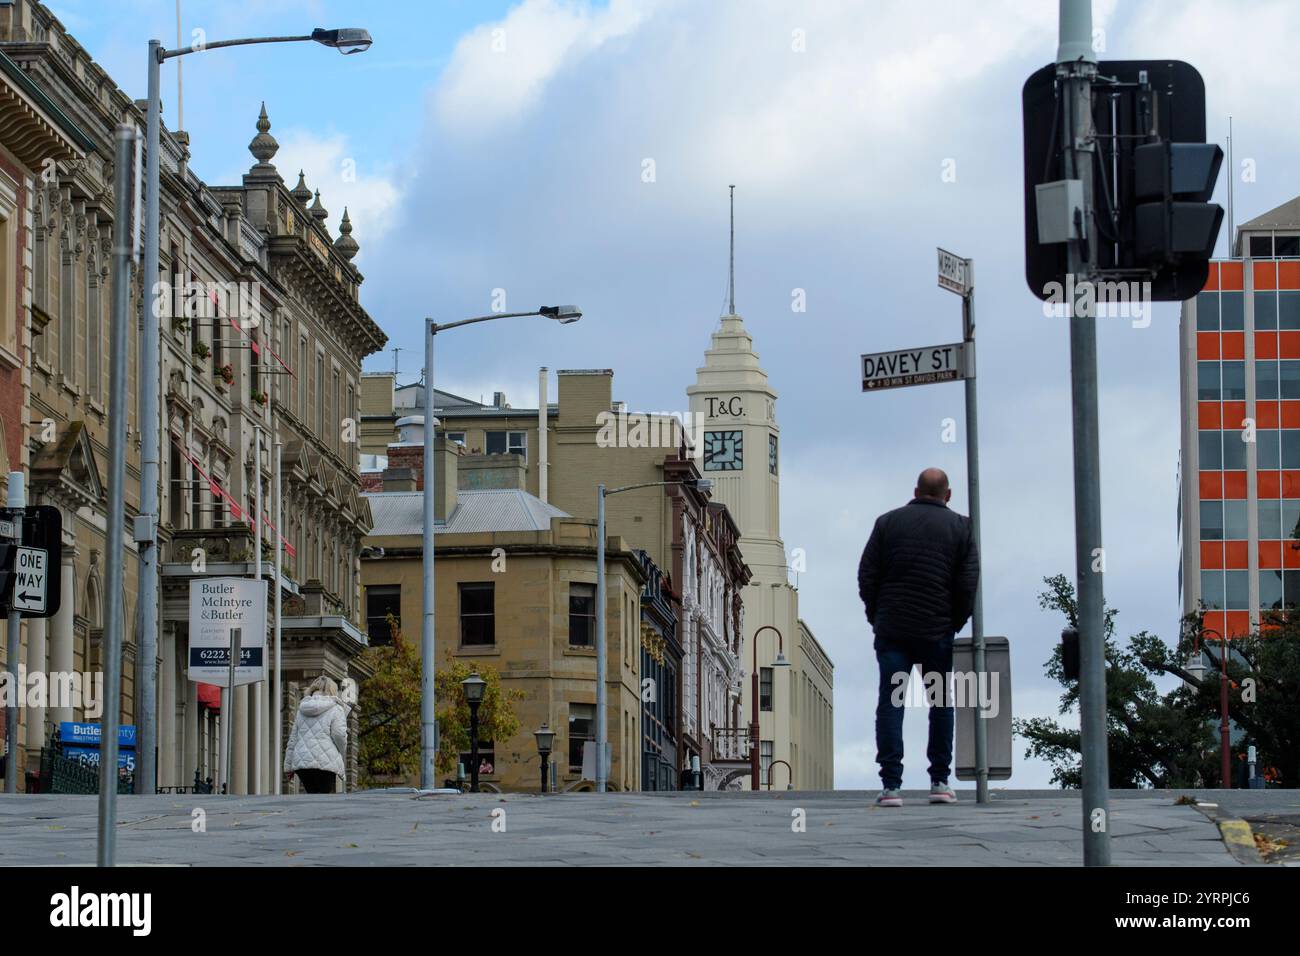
[1221,361,1245,401]
[1224,570,1249,610]
[87,269,101,400]
[1281,292,1300,331]
[569,582,595,647]
[1197,431,1221,470]
[568,703,594,772]
[1259,499,1283,541]
[458,740,495,779]
[1199,500,1223,541]
[365,585,401,645]
[1196,361,1219,401]
[1195,292,1219,331]
[1258,360,1279,400]
[1222,430,1247,471]
[760,740,773,786]
[1220,292,1243,331]
[1223,499,1248,540]
[485,430,527,460]
[445,431,466,446]
[1250,235,1274,258]
[760,667,773,711]
[59,250,74,378]
[315,353,325,436]
[769,434,778,475]
[1258,429,1281,470]
[1256,292,1278,331]
[459,582,495,646]
[0,202,14,355]
[1261,569,1284,610]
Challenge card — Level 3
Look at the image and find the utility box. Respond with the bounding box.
[1034,179,1084,244]
[954,635,1013,781]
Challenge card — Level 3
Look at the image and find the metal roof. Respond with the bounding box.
[365,489,569,536]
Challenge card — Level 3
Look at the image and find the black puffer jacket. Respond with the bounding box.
[858,498,979,645]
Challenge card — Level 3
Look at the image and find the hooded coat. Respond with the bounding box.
[284,693,348,777]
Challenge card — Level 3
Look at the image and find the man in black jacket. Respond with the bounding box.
[858,467,979,806]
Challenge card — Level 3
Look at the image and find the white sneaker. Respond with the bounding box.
[929,782,957,804]
[876,788,903,807]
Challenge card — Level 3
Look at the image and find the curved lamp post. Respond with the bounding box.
[750,624,790,791]
[420,307,580,790]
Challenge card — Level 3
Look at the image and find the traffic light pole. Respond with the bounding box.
[1058,0,1111,867]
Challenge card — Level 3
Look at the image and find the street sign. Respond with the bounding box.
[937,248,971,296]
[861,343,967,392]
[0,505,62,618]
[187,577,266,687]
[11,547,48,614]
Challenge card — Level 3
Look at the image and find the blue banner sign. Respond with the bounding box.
[58,722,136,749]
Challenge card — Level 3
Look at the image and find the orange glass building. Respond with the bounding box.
[1180,198,1300,638]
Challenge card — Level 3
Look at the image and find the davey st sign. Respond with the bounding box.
[861,343,968,392]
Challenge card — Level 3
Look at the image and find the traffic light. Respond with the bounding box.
[1132,141,1224,264]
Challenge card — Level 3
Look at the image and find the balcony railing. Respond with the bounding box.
[710,726,752,762]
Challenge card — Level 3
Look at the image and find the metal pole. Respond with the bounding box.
[273,440,283,794]
[224,627,240,795]
[3,475,23,794]
[469,704,480,793]
[1058,0,1110,866]
[420,321,438,789]
[750,638,760,791]
[252,424,262,794]
[963,266,989,805]
[96,126,136,863]
[135,39,163,796]
[595,484,607,792]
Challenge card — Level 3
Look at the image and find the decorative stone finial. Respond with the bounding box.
[309,189,328,222]
[334,207,359,261]
[291,170,312,206]
[248,101,279,167]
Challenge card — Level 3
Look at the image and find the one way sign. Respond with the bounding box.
[11,546,48,614]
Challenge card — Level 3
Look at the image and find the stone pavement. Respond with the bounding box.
[0,788,1268,866]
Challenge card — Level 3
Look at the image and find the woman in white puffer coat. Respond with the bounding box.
[284,676,354,793]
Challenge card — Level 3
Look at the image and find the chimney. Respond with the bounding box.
[558,369,614,428]
[457,453,525,491]
[383,418,459,521]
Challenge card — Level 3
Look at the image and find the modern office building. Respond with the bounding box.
[1179,197,1300,640]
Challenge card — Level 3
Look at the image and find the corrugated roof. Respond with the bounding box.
[365,489,569,536]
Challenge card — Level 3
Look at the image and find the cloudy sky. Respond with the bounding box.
[54,0,1300,789]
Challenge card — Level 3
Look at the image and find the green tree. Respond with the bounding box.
[1012,574,1217,788]
[354,620,525,787]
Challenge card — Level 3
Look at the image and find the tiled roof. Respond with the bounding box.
[365,489,568,536]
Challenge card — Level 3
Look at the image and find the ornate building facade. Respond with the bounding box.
[0,0,385,792]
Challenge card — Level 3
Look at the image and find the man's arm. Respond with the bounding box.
[951,519,980,631]
[858,517,885,623]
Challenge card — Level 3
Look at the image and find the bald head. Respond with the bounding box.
[915,467,951,503]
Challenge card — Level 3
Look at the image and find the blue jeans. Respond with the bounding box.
[875,636,955,790]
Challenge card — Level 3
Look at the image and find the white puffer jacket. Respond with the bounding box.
[284,694,348,776]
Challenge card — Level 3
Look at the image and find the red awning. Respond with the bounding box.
[172,436,296,558]
[197,682,222,711]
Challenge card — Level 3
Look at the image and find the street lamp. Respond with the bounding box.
[461,672,487,793]
[420,306,581,790]
[595,476,710,792]
[136,26,372,799]
[534,722,556,793]
[751,625,790,791]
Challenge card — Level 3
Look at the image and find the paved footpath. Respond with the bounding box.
[2,788,1285,866]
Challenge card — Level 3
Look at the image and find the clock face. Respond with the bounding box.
[704,431,743,471]
[769,434,778,475]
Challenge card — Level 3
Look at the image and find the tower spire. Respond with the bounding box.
[728,184,736,315]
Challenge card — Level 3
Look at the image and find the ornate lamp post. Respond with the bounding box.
[461,672,487,793]
[534,722,556,793]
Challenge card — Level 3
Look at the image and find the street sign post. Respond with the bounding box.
[860,342,967,391]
